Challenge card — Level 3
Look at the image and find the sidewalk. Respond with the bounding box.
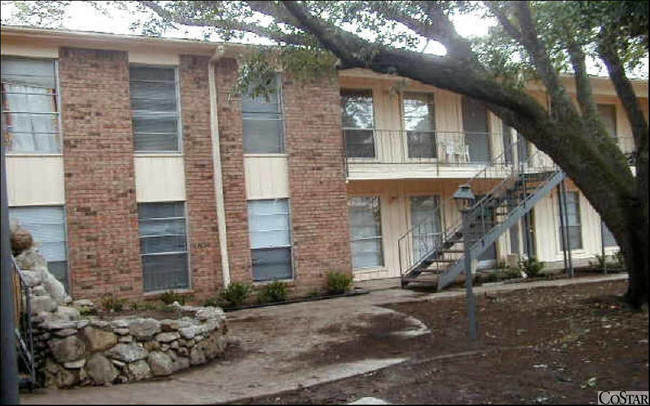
[21,273,627,405]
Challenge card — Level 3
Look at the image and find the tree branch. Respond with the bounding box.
[566,38,599,124]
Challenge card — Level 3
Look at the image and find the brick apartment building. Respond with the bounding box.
[2,27,647,301]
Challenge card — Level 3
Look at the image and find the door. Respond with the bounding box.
[522,209,536,258]
[462,97,491,163]
[409,196,442,262]
[473,194,498,269]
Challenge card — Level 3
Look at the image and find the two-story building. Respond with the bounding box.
[2,27,647,300]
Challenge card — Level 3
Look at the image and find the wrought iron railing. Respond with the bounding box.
[12,256,36,390]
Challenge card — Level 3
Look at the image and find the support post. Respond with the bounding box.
[1,139,19,404]
[560,181,574,277]
[462,208,477,341]
[557,185,569,273]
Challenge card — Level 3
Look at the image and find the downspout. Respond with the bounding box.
[208,45,231,287]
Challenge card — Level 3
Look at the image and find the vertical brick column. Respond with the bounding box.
[283,73,353,292]
[215,58,253,283]
[59,48,142,300]
[179,55,222,298]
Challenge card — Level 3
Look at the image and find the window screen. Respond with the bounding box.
[248,199,293,281]
[410,196,442,260]
[9,206,68,291]
[243,75,284,154]
[129,66,181,152]
[138,202,189,292]
[559,192,582,250]
[403,92,436,158]
[1,57,60,153]
[348,196,384,269]
[341,89,375,158]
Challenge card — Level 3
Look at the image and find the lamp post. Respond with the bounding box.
[453,184,478,341]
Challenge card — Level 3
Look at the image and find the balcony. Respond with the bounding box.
[342,129,636,180]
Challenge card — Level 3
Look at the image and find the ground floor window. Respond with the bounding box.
[559,191,583,250]
[348,196,384,270]
[248,199,293,281]
[138,202,189,292]
[9,205,69,291]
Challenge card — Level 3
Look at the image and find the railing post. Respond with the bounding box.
[462,208,478,341]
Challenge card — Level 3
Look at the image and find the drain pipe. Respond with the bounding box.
[208,45,231,288]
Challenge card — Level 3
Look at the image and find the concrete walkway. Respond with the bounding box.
[21,273,627,405]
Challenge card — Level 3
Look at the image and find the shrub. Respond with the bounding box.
[306,288,321,298]
[502,267,523,280]
[325,271,354,295]
[203,297,221,307]
[257,280,289,303]
[219,282,251,308]
[100,293,126,312]
[483,272,499,283]
[590,254,608,269]
[159,290,190,305]
[519,257,544,278]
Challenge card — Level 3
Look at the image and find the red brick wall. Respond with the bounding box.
[215,58,253,284]
[179,55,222,298]
[59,48,143,300]
[283,73,353,292]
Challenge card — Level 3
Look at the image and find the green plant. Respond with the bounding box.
[219,282,251,308]
[203,297,221,307]
[518,257,545,278]
[590,254,608,269]
[502,267,523,280]
[306,288,321,298]
[79,307,98,316]
[159,290,190,305]
[100,293,126,312]
[257,280,289,303]
[483,272,499,283]
[325,271,354,295]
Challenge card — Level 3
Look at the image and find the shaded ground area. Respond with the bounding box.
[237,280,648,405]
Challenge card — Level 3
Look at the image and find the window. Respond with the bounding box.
[462,96,491,162]
[602,221,617,247]
[1,57,60,153]
[129,66,181,152]
[248,199,293,281]
[242,75,284,154]
[9,206,68,291]
[559,192,582,250]
[348,196,384,269]
[410,196,442,260]
[341,89,375,158]
[597,104,617,139]
[403,92,436,158]
[138,202,189,292]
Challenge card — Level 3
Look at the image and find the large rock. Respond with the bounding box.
[198,333,226,360]
[54,306,80,321]
[127,360,151,381]
[20,270,42,288]
[148,351,173,376]
[195,307,225,322]
[171,356,190,372]
[82,327,117,352]
[155,332,180,343]
[178,325,200,340]
[48,336,86,363]
[15,247,47,270]
[86,354,118,385]
[189,347,205,365]
[128,319,161,340]
[45,359,78,388]
[31,295,58,314]
[41,271,69,306]
[106,343,149,363]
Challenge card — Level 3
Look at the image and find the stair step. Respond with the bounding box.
[427,259,456,263]
[441,249,465,253]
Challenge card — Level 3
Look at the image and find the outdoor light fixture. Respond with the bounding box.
[453,184,475,204]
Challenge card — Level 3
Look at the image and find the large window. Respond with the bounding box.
[129,66,181,152]
[462,96,491,163]
[403,92,436,158]
[138,202,189,292]
[1,57,60,153]
[410,196,442,260]
[242,75,284,154]
[9,206,68,291]
[559,192,583,250]
[341,89,375,158]
[348,196,384,269]
[248,199,293,281]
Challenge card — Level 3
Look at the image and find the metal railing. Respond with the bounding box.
[12,256,36,390]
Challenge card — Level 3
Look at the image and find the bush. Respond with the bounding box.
[257,280,289,303]
[325,271,354,295]
[218,282,251,308]
[306,288,321,298]
[590,254,608,269]
[483,272,499,283]
[502,267,523,280]
[100,293,126,312]
[519,257,544,278]
[159,290,190,305]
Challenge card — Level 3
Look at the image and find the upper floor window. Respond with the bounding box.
[129,66,181,153]
[403,92,436,158]
[242,75,284,154]
[341,89,375,158]
[1,57,60,154]
[597,104,617,139]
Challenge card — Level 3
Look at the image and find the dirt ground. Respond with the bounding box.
[235,280,648,405]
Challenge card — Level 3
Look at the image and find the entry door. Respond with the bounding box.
[473,194,497,268]
[462,97,491,163]
[409,196,442,261]
[509,209,536,259]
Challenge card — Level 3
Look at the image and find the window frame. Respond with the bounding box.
[348,195,385,271]
[401,91,437,161]
[340,88,378,161]
[1,56,63,156]
[9,204,70,291]
[138,201,191,293]
[407,194,443,261]
[129,64,184,155]
[558,191,583,251]
[247,198,294,282]
[242,73,286,156]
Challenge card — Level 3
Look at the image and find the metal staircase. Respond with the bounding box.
[399,146,565,291]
